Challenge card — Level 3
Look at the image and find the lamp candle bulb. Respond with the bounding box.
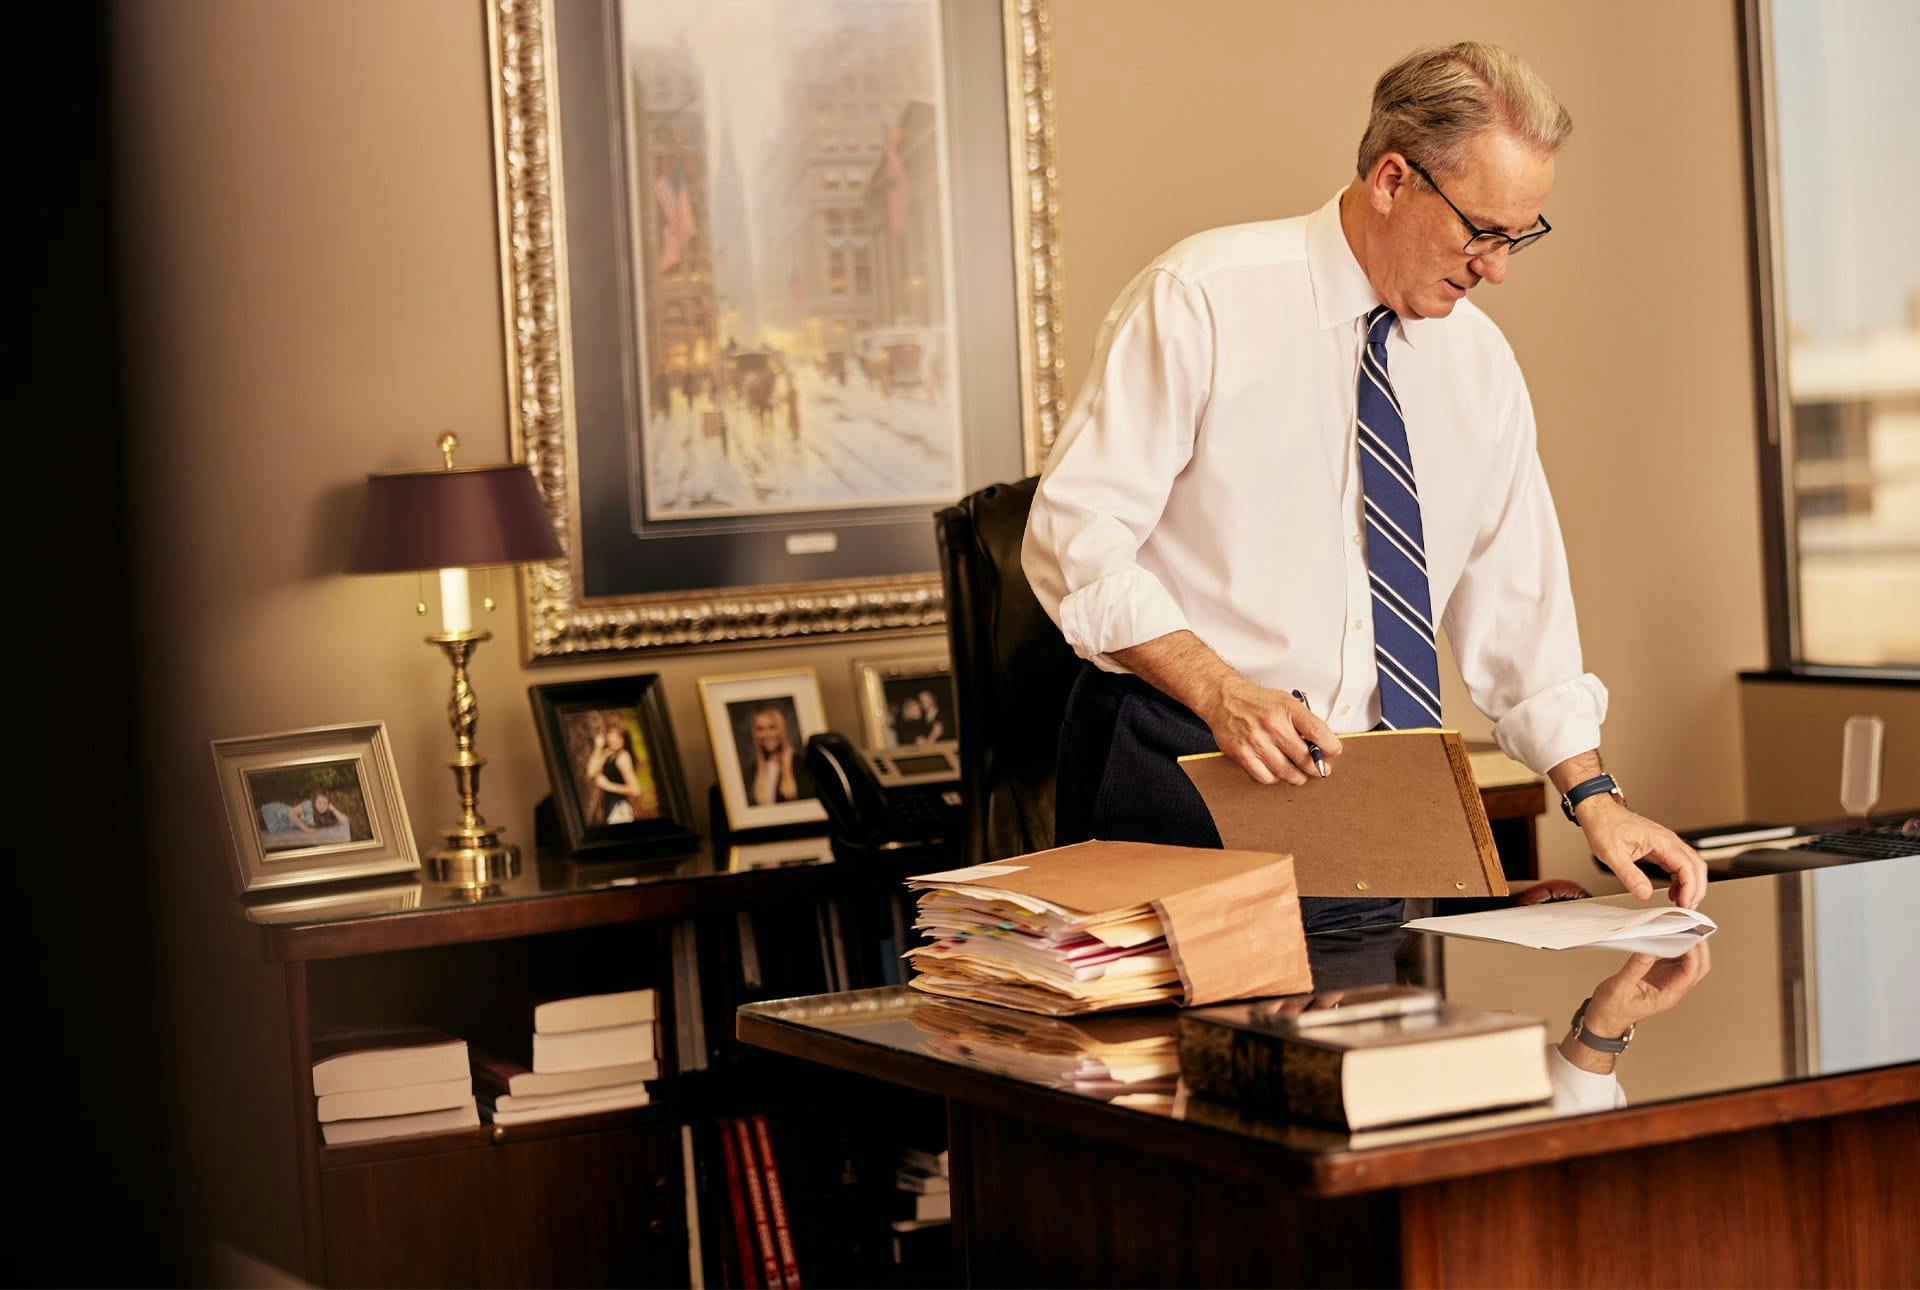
[439,566,473,635]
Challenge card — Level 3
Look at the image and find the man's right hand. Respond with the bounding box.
[1201,675,1343,786]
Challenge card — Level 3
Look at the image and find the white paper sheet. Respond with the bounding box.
[1403,900,1717,950]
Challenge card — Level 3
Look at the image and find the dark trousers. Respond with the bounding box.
[1055,665,1404,935]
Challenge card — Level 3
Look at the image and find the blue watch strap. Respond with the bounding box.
[1561,773,1621,823]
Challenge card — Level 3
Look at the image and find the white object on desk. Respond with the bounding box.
[1404,900,1717,953]
[1841,714,1884,819]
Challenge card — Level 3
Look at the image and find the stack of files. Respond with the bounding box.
[475,989,658,1126]
[1178,1003,1550,1130]
[909,999,1178,1097]
[893,1145,952,1229]
[312,1024,477,1146]
[1403,900,1718,958]
[904,842,1311,1016]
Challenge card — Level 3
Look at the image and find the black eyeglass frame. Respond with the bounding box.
[1405,157,1552,257]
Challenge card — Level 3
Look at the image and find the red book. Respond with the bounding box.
[718,1121,760,1288]
[751,1115,803,1289]
[732,1118,784,1288]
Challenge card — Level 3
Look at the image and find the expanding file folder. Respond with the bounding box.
[905,841,1313,1013]
[1179,730,1508,899]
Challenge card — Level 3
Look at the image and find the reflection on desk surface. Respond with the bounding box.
[738,856,1920,1155]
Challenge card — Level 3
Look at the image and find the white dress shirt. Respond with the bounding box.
[1023,189,1606,773]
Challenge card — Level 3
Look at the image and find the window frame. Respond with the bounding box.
[1738,0,1919,677]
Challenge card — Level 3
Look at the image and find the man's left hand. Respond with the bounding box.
[1577,795,1707,909]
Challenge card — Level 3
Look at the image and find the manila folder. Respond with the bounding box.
[976,841,1313,1006]
[1179,731,1508,899]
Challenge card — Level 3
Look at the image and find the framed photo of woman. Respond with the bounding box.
[211,721,418,895]
[698,668,830,832]
[528,674,699,859]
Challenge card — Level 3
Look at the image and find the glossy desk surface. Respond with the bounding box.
[237,834,883,961]
[739,857,1920,1194]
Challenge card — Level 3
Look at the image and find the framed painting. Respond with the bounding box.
[487,0,1065,657]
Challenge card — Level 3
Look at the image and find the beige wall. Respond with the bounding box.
[1740,680,1920,821]
[116,0,1771,1271]
[1051,0,1768,884]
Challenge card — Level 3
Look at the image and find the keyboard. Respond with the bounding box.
[1798,826,1920,861]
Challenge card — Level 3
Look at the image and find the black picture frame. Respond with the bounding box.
[528,674,699,859]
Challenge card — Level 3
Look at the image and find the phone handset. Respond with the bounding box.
[806,731,896,847]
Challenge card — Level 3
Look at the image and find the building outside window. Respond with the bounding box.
[1755,0,1920,668]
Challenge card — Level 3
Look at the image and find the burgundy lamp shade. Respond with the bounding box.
[347,464,563,574]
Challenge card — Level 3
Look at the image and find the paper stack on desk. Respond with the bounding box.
[904,840,1313,1014]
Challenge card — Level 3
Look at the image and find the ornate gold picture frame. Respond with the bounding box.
[487,0,1064,660]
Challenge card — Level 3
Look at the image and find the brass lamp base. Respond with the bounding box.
[421,628,519,890]
[428,831,520,888]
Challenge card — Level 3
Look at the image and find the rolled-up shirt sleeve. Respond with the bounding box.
[1443,347,1608,774]
[1024,268,1211,667]
[1545,1043,1627,1112]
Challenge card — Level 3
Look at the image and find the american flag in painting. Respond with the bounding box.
[653,163,695,273]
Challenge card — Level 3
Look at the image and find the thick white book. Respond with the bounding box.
[311,1025,469,1097]
[532,1021,656,1073]
[493,1079,652,1114]
[484,1086,653,1126]
[1402,900,1717,954]
[320,1099,478,1146]
[523,989,659,1035]
[316,1076,473,1123]
[473,1051,659,1099]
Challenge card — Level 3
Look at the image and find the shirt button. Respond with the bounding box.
[1354,618,1365,631]
[1352,533,1362,545]
[1338,705,1350,716]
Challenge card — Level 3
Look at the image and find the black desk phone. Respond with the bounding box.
[805,732,964,848]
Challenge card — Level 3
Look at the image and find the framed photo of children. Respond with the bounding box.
[211,721,419,895]
[852,653,954,750]
[698,668,829,832]
[528,674,698,859]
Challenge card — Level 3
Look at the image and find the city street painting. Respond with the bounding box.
[620,0,963,521]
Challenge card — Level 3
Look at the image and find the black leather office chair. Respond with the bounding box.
[935,477,1081,864]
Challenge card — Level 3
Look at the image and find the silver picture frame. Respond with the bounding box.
[211,721,420,896]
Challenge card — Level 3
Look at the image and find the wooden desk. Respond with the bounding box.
[740,858,1920,1286]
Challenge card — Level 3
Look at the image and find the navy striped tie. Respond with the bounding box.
[1356,305,1444,729]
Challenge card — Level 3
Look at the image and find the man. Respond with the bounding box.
[1023,42,1705,931]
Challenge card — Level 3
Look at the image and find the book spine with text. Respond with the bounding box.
[751,1115,803,1289]
[732,1118,785,1288]
[1175,1015,1349,1126]
[718,1119,760,1288]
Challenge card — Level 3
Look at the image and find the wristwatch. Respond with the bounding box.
[1570,996,1633,1054]
[1561,772,1624,823]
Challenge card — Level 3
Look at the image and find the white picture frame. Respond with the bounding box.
[698,668,831,831]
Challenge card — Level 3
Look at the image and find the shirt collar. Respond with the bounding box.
[1305,187,1433,349]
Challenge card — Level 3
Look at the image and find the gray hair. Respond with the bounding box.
[1356,42,1572,180]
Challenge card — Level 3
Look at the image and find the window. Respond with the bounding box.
[1750,0,1920,668]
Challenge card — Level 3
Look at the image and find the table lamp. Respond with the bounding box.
[348,433,563,886]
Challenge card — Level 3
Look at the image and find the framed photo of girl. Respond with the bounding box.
[851,651,954,750]
[528,674,699,859]
[211,721,418,895]
[698,668,829,832]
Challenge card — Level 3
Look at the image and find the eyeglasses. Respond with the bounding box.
[1406,158,1551,257]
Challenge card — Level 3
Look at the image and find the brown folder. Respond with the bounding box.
[1178,731,1507,899]
[911,841,1313,1008]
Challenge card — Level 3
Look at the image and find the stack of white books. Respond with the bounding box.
[893,1146,951,1228]
[475,989,659,1126]
[312,1025,478,1146]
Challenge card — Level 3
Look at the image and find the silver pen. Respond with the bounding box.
[1290,689,1327,778]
